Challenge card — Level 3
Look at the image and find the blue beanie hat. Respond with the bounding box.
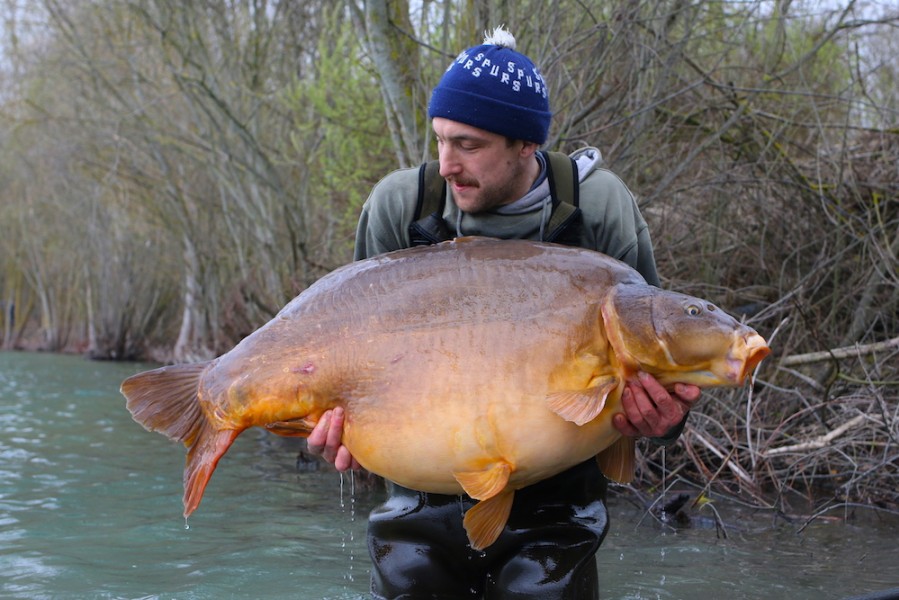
[428,27,551,144]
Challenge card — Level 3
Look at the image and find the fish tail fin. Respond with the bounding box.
[183,422,239,517]
[121,362,210,445]
[121,361,238,516]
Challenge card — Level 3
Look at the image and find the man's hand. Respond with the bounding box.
[613,371,700,438]
[306,407,361,472]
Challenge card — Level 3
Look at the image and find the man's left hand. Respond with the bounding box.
[613,371,700,438]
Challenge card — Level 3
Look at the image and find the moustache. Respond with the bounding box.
[448,177,478,188]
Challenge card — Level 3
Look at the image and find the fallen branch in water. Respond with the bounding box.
[779,336,899,366]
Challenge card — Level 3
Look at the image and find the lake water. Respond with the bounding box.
[2,350,897,599]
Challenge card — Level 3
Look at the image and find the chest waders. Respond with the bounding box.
[369,152,609,600]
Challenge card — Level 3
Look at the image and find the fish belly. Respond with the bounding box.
[335,319,621,494]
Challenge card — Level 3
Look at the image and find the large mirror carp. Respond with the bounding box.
[122,236,769,550]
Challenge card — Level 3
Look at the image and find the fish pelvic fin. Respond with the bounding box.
[183,422,239,517]
[597,435,636,483]
[546,376,618,426]
[121,362,209,446]
[463,490,514,551]
[265,417,319,437]
[453,461,512,501]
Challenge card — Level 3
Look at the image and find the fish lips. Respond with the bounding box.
[732,331,771,383]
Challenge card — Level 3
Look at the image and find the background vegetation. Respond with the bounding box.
[2,0,897,516]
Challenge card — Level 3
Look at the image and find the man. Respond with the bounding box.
[309,27,700,599]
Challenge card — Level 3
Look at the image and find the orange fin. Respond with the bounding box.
[265,417,319,437]
[547,376,618,426]
[183,422,240,517]
[463,490,515,551]
[454,461,512,500]
[596,436,636,483]
[121,361,239,517]
[121,362,210,445]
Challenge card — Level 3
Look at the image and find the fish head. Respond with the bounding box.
[602,284,770,388]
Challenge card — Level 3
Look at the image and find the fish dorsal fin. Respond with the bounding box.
[463,490,515,551]
[596,435,636,483]
[546,376,618,425]
[454,461,512,500]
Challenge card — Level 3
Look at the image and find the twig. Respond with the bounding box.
[691,444,738,510]
[698,501,729,539]
[690,429,756,489]
[797,501,899,534]
[747,317,789,470]
[773,367,826,391]
[764,413,878,456]
[780,336,899,366]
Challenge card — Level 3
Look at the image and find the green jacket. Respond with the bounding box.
[353,147,660,287]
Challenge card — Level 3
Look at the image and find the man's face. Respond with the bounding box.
[432,118,536,214]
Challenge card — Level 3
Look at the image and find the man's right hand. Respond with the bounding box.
[306,407,361,472]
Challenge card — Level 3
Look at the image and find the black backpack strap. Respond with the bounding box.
[543,151,583,245]
[545,151,580,209]
[409,160,450,246]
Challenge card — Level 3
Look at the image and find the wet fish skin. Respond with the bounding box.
[122,236,769,550]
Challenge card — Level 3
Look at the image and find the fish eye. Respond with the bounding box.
[686,304,702,316]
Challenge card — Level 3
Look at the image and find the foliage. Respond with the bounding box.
[281,6,395,257]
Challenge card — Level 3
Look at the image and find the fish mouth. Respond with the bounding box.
[735,332,771,383]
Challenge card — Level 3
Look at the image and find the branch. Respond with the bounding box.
[764,413,879,456]
[779,336,899,366]
[689,429,756,489]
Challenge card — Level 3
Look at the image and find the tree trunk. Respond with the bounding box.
[355,0,424,167]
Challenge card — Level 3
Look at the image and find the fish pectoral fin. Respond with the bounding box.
[453,461,512,501]
[596,435,636,484]
[463,490,515,551]
[546,376,618,426]
[265,417,318,437]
